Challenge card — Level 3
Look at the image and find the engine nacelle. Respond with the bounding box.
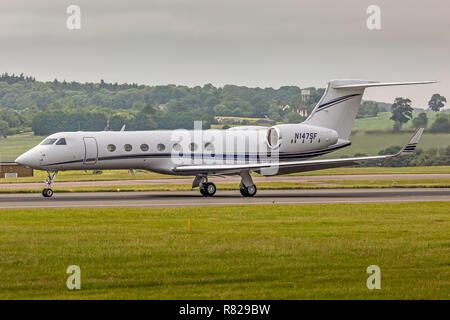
[266,124,339,153]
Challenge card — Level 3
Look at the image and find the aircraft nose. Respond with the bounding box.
[15,149,40,168]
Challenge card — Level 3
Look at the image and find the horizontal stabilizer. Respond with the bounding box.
[333,81,436,89]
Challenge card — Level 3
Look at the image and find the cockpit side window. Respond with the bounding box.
[56,138,67,145]
[40,138,57,145]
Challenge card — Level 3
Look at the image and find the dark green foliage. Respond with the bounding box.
[390,97,413,131]
[0,74,324,134]
[412,112,428,128]
[429,113,450,133]
[0,119,9,137]
[371,145,450,167]
[428,94,447,112]
[357,101,380,118]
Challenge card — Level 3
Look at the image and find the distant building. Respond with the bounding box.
[0,162,33,178]
[298,109,309,117]
[301,89,311,103]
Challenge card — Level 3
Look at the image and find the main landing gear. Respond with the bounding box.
[240,183,257,197]
[42,171,58,198]
[192,175,216,197]
[239,170,257,197]
[192,170,257,197]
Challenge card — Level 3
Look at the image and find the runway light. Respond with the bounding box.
[117,188,121,192]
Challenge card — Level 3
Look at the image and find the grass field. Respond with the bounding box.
[0,134,44,162]
[0,202,448,299]
[326,131,449,158]
[353,111,444,131]
[1,178,450,194]
[1,166,450,185]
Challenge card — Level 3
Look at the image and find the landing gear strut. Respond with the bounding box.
[239,171,257,197]
[193,175,216,197]
[42,171,58,198]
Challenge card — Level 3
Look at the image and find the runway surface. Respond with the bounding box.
[0,188,449,209]
[0,174,449,189]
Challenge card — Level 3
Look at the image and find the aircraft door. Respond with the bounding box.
[83,137,98,164]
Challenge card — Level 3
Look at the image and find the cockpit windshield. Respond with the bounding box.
[56,138,67,145]
[40,138,57,145]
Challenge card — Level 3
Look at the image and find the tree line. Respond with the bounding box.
[0,73,325,136]
[0,73,448,137]
[390,95,448,133]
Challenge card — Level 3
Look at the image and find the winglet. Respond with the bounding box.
[394,127,425,157]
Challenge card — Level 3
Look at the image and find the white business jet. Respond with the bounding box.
[15,79,432,198]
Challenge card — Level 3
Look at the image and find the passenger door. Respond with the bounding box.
[83,137,98,164]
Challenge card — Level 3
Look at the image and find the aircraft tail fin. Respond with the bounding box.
[304,80,435,140]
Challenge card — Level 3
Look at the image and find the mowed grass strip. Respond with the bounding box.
[1,167,450,185]
[1,178,450,194]
[0,202,448,299]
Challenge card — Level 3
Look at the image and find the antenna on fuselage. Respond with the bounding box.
[120,124,126,132]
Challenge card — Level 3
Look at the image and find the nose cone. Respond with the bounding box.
[15,149,40,168]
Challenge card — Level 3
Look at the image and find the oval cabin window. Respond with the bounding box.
[107,144,116,152]
[172,143,181,151]
[189,142,198,152]
[124,144,133,152]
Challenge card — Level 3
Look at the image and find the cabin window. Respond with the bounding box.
[189,142,198,152]
[140,144,149,152]
[107,144,116,152]
[56,138,67,145]
[41,138,57,145]
[124,144,133,152]
[204,142,214,152]
[157,143,165,151]
[172,143,181,151]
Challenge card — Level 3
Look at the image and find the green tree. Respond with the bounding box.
[429,114,450,133]
[0,119,9,137]
[357,101,380,118]
[412,112,428,128]
[428,94,447,112]
[390,97,413,131]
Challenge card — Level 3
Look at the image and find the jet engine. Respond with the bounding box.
[266,124,339,153]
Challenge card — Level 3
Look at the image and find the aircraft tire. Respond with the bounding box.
[240,184,257,197]
[201,182,216,197]
[42,188,53,198]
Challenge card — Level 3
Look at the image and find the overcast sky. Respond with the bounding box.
[0,0,448,108]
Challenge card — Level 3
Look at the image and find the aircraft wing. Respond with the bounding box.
[173,127,424,175]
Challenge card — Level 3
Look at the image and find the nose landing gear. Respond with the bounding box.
[42,171,58,198]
